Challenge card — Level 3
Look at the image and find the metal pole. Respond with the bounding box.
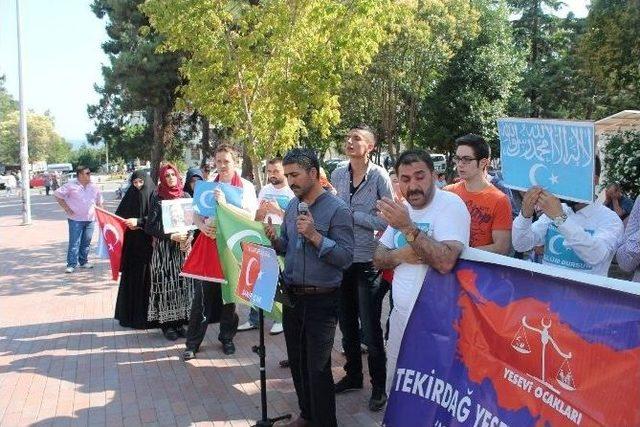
[16,0,31,225]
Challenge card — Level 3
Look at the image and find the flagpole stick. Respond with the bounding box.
[251,307,291,427]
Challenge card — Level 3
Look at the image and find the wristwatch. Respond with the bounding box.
[552,213,568,227]
[405,227,420,243]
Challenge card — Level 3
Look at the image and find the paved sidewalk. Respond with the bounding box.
[0,193,384,427]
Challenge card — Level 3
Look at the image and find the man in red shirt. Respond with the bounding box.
[445,134,512,254]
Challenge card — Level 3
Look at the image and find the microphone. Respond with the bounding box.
[297,202,309,249]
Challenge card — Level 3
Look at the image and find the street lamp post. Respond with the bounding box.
[16,0,32,225]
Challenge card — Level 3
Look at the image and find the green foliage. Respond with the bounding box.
[577,0,640,117]
[89,0,186,178]
[338,0,478,156]
[143,0,396,183]
[603,131,640,199]
[422,0,522,156]
[0,110,72,164]
[0,75,18,118]
[71,144,106,172]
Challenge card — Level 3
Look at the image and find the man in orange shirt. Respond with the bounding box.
[445,134,512,254]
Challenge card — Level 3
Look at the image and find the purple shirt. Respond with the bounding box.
[615,197,640,282]
[54,180,103,222]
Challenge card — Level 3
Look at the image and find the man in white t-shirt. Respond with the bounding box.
[374,149,470,393]
[238,157,294,335]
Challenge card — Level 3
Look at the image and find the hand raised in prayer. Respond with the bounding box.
[521,186,543,219]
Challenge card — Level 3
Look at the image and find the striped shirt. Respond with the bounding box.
[616,196,640,282]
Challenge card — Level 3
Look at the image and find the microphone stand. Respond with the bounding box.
[252,308,291,426]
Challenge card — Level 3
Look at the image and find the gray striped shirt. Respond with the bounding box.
[331,162,393,262]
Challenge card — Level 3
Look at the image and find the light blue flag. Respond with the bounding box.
[192,181,243,217]
[497,118,595,203]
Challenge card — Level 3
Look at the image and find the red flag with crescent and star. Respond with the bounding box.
[95,207,127,281]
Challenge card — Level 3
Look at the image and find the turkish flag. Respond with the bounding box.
[236,242,261,302]
[95,207,127,281]
[180,233,225,283]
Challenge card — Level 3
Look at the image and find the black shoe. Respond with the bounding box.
[369,388,387,411]
[182,349,196,361]
[334,376,363,394]
[163,328,179,341]
[221,340,235,355]
[175,325,187,338]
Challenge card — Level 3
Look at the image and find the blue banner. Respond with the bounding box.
[497,118,595,203]
[192,181,243,217]
[383,249,640,427]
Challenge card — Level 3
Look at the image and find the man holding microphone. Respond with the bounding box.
[264,148,354,427]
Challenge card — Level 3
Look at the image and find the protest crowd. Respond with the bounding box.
[51,125,640,427]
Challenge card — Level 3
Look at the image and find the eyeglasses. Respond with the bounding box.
[452,156,478,165]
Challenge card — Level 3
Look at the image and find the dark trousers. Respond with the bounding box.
[186,280,238,351]
[338,262,388,390]
[283,289,339,427]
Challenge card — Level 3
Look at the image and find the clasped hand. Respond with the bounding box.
[521,186,563,219]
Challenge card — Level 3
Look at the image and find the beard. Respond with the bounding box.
[269,176,283,185]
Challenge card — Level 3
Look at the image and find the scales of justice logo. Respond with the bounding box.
[511,315,576,394]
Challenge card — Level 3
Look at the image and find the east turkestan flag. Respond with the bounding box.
[95,207,127,281]
[215,202,282,321]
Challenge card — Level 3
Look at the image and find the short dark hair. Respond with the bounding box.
[214,143,238,161]
[267,157,283,166]
[202,163,212,172]
[394,149,434,173]
[76,165,90,174]
[283,148,320,177]
[349,124,377,144]
[455,133,491,160]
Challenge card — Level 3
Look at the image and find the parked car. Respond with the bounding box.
[430,153,446,174]
[29,173,47,188]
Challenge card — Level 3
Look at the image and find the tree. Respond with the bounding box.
[89,0,185,180]
[422,0,522,160]
[71,144,106,172]
[602,131,640,199]
[508,0,566,117]
[577,0,640,118]
[338,0,478,158]
[0,110,72,164]
[142,0,397,187]
[0,75,18,118]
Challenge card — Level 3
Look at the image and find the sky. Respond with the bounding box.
[0,0,590,144]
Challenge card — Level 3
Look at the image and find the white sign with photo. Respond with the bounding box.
[161,198,197,233]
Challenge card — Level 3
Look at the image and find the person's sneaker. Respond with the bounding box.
[237,321,257,332]
[79,262,94,269]
[182,349,196,361]
[368,388,387,411]
[334,376,363,394]
[65,267,75,273]
[270,322,283,335]
[221,340,236,355]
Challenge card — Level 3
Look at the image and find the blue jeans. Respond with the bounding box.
[67,219,95,268]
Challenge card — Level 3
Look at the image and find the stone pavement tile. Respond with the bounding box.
[0,194,384,426]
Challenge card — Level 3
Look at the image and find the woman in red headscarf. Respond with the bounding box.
[144,164,194,341]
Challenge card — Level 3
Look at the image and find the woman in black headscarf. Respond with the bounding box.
[114,170,156,329]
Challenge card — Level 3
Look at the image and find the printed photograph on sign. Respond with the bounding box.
[497,118,595,203]
[161,198,196,233]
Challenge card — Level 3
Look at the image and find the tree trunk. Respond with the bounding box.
[200,116,212,167]
[150,106,173,183]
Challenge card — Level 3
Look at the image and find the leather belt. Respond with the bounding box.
[288,286,338,295]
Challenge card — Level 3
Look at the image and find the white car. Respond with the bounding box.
[431,153,446,174]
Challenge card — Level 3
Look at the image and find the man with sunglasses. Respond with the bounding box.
[445,134,513,255]
[55,165,104,273]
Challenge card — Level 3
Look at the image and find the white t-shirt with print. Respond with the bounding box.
[379,189,470,315]
[257,183,295,225]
